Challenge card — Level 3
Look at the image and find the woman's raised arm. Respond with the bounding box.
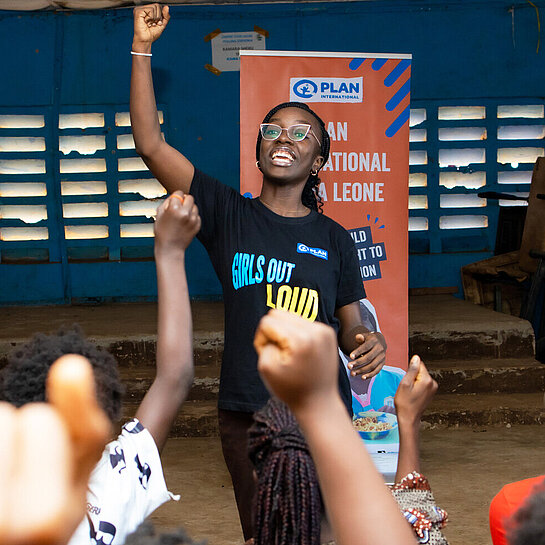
[130,4,195,194]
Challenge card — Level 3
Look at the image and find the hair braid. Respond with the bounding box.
[301,172,324,213]
[256,102,330,214]
[248,398,322,545]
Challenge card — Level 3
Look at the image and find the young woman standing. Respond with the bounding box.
[130,5,387,540]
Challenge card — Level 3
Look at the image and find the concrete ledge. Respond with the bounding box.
[0,332,224,370]
[123,392,545,438]
[1,296,535,364]
[428,358,545,394]
[0,301,225,365]
[411,330,535,360]
[120,363,220,402]
[424,392,545,427]
[410,295,535,359]
[103,333,224,368]
[122,401,219,437]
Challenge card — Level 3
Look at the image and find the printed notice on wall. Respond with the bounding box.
[211,32,266,72]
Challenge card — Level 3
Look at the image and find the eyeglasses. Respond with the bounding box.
[260,123,321,147]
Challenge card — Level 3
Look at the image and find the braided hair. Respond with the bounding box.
[248,397,322,545]
[256,102,331,213]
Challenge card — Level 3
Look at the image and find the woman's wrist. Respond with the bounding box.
[131,41,152,55]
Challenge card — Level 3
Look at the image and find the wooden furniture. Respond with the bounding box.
[462,158,545,361]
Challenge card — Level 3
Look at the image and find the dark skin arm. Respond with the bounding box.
[394,355,438,482]
[130,4,194,194]
[254,310,416,545]
[336,301,387,380]
[135,192,201,452]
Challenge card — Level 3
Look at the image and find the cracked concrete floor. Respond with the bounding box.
[150,425,545,545]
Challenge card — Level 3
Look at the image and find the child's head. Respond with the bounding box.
[248,397,322,545]
[0,325,123,423]
[508,480,545,545]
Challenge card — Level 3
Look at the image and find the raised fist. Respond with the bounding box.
[394,355,438,425]
[154,191,201,253]
[133,4,171,47]
[254,310,339,412]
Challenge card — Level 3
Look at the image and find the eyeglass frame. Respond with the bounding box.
[259,123,322,148]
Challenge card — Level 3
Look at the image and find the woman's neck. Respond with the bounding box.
[259,181,311,217]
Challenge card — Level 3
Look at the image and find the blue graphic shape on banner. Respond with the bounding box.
[386,79,411,111]
[349,58,366,70]
[349,225,387,281]
[346,57,410,139]
[367,214,386,227]
[384,59,411,87]
[372,58,388,70]
[386,105,410,138]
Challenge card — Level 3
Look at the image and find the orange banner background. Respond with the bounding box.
[240,52,410,368]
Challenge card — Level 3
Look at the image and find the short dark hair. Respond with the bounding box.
[248,397,322,545]
[256,102,331,213]
[125,522,203,545]
[508,479,545,545]
[0,325,123,423]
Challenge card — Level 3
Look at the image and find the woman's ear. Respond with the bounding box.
[313,155,325,173]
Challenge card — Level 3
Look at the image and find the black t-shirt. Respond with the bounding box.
[190,169,366,413]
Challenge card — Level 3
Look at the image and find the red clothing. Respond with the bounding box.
[489,476,545,545]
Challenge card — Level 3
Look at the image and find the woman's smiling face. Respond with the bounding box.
[258,107,324,187]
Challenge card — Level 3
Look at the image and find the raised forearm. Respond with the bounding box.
[155,248,193,386]
[296,398,416,545]
[395,416,421,482]
[130,42,164,158]
[135,247,194,451]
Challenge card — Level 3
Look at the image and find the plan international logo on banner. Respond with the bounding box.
[289,77,363,103]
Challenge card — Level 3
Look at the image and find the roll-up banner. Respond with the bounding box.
[240,51,411,476]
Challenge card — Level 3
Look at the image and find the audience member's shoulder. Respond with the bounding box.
[103,419,161,467]
[121,418,147,436]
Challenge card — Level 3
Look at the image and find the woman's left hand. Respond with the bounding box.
[347,331,387,380]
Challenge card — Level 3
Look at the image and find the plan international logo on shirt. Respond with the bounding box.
[297,243,328,260]
[289,77,363,103]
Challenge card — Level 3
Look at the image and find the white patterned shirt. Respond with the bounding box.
[68,419,179,545]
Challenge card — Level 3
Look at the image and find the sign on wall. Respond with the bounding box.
[205,29,267,74]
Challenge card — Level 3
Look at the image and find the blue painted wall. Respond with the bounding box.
[1,1,543,304]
